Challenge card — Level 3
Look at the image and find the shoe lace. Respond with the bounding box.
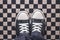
[32,23,42,32]
[19,23,29,33]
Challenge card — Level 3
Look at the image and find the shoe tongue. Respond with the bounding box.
[16,20,29,23]
[32,19,45,23]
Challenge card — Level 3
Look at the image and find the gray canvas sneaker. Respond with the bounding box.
[31,9,46,40]
[15,11,31,40]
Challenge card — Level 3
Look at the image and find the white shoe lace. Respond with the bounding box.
[32,23,42,32]
[19,23,29,33]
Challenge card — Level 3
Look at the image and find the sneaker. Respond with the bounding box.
[31,9,46,40]
[15,11,30,40]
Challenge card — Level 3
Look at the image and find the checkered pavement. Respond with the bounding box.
[0,0,60,40]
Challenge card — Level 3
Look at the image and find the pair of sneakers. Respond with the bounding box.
[15,9,45,40]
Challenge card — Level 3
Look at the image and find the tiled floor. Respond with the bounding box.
[0,0,60,40]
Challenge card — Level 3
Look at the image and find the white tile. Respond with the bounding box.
[3,13,7,17]
[7,18,11,22]
[7,0,11,4]
[51,9,55,13]
[0,9,3,13]
[51,18,55,22]
[16,9,20,13]
[51,35,55,39]
[20,4,25,8]
[47,13,51,17]
[47,4,51,9]
[8,35,12,39]
[29,4,33,8]
[16,0,20,4]
[7,26,11,30]
[12,22,15,26]
[56,4,60,8]
[12,31,16,34]
[56,31,59,35]
[25,0,29,4]
[56,13,60,17]
[42,9,47,13]
[51,0,56,4]
[12,13,16,17]
[7,9,12,13]
[3,22,7,26]
[56,22,60,26]
[47,31,51,35]
[0,26,3,30]
[3,4,7,8]
[0,35,3,39]
[51,27,55,30]
[12,4,16,8]
[0,18,3,22]
[34,0,38,4]
[3,31,7,34]
[43,0,47,4]
[38,4,42,9]
[47,22,51,26]
[0,0,3,4]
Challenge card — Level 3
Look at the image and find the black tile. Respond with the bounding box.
[56,18,60,22]
[47,27,51,30]
[51,13,55,17]
[0,4,3,8]
[44,31,46,35]
[56,0,60,4]
[47,9,51,13]
[8,31,11,34]
[0,31,3,34]
[47,18,51,22]
[38,0,42,4]
[1,39,3,40]
[56,27,59,30]
[47,0,51,4]
[29,0,33,4]
[3,18,7,21]
[51,22,55,26]
[8,22,11,26]
[51,31,55,35]
[25,4,29,8]
[7,13,11,17]
[3,9,7,13]
[12,26,16,30]
[43,4,47,8]
[0,22,3,26]
[34,4,38,8]
[16,4,20,8]
[4,35,7,39]
[55,35,59,39]
[56,9,60,13]
[20,0,25,4]
[51,4,55,8]
[3,0,7,4]
[12,0,16,4]
[7,4,11,8]
[29,9,33,13]
[20,9,25,11]
[12,35,16,38]
[44,14,46,17]
[12,9,16,13]
[47,35,51,39]
[0,13,3,17]
[39,9,42,10]
[3,26,7,30]
[12,18,15,21]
